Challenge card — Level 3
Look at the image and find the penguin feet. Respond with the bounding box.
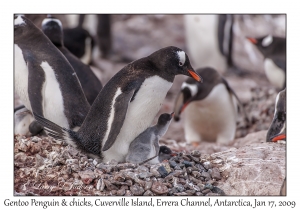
[191,142,200,148]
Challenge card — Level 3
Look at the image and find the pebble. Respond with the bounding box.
[157,166,169,178]
[151,181,168,195]
[14,134,227,196]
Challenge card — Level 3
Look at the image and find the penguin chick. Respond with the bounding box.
[125,113,173,164]
[158,145,176,162]
[14,106,44,137]
[266,88,286,142]
[14,107,35,137]
[33,46,202,162]
[174,67,247,144]
[41,16,102,105]
[247,35,286,90]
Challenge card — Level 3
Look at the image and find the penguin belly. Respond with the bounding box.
[264,58,285,89]
[183,83,237,144]
[102,76,172,162]
[184,15,227,74]
[40,61,69,128]
[14,44,32,111]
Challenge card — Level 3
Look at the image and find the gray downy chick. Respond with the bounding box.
[126,113,174,164]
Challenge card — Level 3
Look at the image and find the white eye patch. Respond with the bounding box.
[181,82,198,97]
[14,15,25,26]
[262,35,273,47]
[42,18,62,29]
[177,51,186,65]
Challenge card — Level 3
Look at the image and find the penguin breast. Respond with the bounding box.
[102,75,172,162]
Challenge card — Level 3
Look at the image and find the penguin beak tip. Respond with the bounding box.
[188,70,202,83]
[271,134,286,142]
[246,37,258,44]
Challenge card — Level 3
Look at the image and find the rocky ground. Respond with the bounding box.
[14,14,286,196]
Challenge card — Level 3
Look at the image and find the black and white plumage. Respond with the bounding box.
[63,14,95,65]
[184,15,234,74]
[158,145,175,162]
[14,15,90,131]
[126,113,173,164]
[247,35,286,90]
[266,88,286,142]
[174,67,247,144]
[34,46,202,162]
[41,17,102,105]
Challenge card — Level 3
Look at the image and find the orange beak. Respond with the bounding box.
[247,37,258,44]
[272,134,286,142]
[170,112,175,117]
[188,70,203,82]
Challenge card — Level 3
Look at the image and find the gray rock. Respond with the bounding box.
[210,168,221,180]
[130,184,145,195]
[201,171,211,181]
[78,170,95,185]
[151,181,168,195]
[143,190,154,196]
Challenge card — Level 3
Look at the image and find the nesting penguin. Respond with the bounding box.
[266,88,286,142]
[63,14,94,64]
[125,113,173,164]
[34,46,202,162]
[174,67,246,145]
[247,35,286,90]
[158,145,175,162]
[14,15,90,131]
[184,15,234,74]
[41,16,103,105]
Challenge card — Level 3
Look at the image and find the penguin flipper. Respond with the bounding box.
[272,58,286,72]
[222,78,250,123]
[102,89,136,151]
[27,59,46,116]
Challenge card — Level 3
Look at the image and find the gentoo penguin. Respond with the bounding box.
[63,15,94,64]
[34,46,202,162]
[158,145,175,162]
[96,14,112,58]
[14,107,34,137]
[14,15,90,131]
[266,88,286,142]
[137,145,176,165]
[125,113,173,164]
[174,67,245,145]
[41,16,103,105]
[14,106,44,136]
[247,35,286,90]
[280,178,286,196]
[184,15,234,74]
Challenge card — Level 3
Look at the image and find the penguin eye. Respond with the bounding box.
[179,61,183,66]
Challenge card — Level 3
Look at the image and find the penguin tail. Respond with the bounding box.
[32,112,77,145]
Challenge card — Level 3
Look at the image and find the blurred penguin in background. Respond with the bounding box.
[185,15,240,75]
[174,67,247,146]
[63,14,95,65]
[247,35,286,90]
[266,88,286,142]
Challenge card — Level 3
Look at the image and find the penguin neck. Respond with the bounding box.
[155,121,172,138]
[134,57,175,83]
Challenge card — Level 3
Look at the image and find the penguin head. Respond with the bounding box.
[157,112,174,126]
[41,16,64,47]
[158,145,176,162]
[14,15,30,41]
[174,67,221,121]
[148,46,203,82]
[266,88,286,142]
[247,35,276,57]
